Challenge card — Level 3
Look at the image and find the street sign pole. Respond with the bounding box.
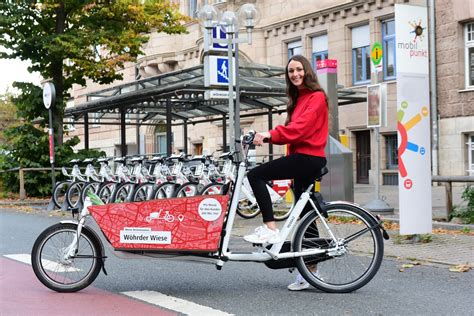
[363,42,394,213]
[43,82,56,191]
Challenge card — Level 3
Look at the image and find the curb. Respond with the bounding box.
[0,200,50,206]
[381,216,474,232]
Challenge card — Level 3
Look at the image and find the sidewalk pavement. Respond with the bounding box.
[1,200,473,269]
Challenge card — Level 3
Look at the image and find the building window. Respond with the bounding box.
[92,112,101,127]
[288,40,302,59]
[64,117,75,132]
[385,134,398,170]
[382,19,396,80]
[189,0,197,18]
[465,22,474,88]
[352,24,371,85]
[467,133,474,175]
[156,134,166,155]
[312,34,328,69]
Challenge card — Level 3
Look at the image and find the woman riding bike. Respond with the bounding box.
[243,55,329,291]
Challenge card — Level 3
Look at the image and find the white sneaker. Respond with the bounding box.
[287,273,310,291]
[243,225,280,244]
[287,271,324,291]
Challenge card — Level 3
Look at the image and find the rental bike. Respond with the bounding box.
[31,131,388,293]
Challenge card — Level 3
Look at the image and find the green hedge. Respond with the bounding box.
[0,123,104,197]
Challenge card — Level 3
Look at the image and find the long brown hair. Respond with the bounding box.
[284,55,328,125]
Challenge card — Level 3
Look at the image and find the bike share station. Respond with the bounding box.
[35,3,388,295]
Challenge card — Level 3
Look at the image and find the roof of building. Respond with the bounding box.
[64,63,366,125]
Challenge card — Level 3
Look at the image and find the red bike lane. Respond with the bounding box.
[0,257,176,315]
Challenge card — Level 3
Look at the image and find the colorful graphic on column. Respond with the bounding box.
[397,101,429,190]
[409,20,426,42]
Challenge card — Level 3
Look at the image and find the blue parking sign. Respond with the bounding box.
[217,58,229,84]
[212,26,228,50]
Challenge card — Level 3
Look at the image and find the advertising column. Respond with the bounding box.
[395,4,432,234]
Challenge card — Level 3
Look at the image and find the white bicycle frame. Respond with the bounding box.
[71,133,342,266]
[217,158,290,206]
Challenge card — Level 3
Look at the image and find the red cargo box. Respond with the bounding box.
[88,195,230,252]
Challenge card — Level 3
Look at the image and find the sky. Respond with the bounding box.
[0,57,42,95]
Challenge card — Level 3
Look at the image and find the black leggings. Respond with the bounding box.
[247,154,327,222]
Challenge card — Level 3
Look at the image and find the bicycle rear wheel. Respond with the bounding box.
[31,223,102,292]
[293,203,384,293]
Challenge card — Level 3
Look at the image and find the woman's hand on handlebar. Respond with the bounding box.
[253,131,271,146]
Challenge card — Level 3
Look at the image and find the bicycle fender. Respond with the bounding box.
[324,201,390,240]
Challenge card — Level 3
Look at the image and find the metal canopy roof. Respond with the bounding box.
[65,63,367,125]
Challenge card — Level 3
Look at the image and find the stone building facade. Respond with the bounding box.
[67,0,474,206]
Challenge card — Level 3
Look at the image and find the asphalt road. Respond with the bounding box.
[1,208,473,315]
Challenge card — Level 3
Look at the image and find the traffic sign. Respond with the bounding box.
[371,42,383,66]
[204,55,236,87]
[43,82,56,109]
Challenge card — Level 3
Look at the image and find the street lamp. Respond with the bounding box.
[199,3,260,151]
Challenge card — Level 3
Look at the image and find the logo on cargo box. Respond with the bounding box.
[198,198,222,221]
[146,209,184,223]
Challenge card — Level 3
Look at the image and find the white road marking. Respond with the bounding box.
[4,254,81,272]
[122,290,233,316]
[4,254,31,265]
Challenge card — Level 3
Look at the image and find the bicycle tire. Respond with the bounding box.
[52,181,71,208]
[133,183,157,202]
[200,183,224,195]
[66,182,85,208]
[112,182,134,203]
[272,187,294,221]
[153,182,178,199]
[31,223,102,293]
[80,182,100,204]
[236,198,261,219]
[293,203,384,293]
[97,182,117,204]
[175,182,201,198]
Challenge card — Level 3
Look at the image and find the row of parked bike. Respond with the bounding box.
[52,152,295,220]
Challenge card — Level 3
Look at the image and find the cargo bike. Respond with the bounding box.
[31,131,388,293]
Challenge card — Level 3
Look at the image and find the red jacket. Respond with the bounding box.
[269,89,328,157]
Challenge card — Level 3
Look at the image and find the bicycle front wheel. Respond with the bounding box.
[52,181,71,208]
[200,183,223,195]
[112,183,134,203]
[80,182,100,204]
[175,182,201,198]
[66,182,85,208]
[133,183,157,202]
[31,223,102,292]
[293,203,384,293]
[153,182,177,199]
[97,182,116,204]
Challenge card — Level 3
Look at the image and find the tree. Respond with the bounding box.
[0,0,188,145]
[0,92,18,145]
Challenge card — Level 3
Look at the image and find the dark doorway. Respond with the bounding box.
[356,130,371,184]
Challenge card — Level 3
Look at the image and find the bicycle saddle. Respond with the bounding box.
[314,166,329,182]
